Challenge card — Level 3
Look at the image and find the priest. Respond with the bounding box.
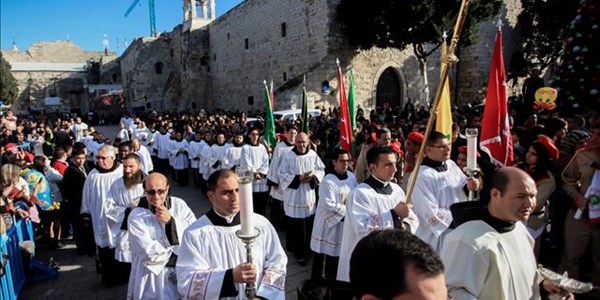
[240,128,270,216]
[337,146,419,282]
[266,126,297,227]
[177,169,287,300]
[127,172,196,300]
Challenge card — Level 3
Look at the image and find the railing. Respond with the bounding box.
[0,218,34,300]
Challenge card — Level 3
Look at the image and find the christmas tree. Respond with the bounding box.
[551,0,600,114]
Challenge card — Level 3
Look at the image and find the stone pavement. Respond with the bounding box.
[19,126,312,299]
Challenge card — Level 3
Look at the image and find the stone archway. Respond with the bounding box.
[375,67,403,108]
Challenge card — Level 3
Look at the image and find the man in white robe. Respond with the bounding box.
[310,148,356,280]
[154,126,172,176]
[71,117,88,142]
[337,145,419,282]
[411,131,481,252]
[240,128,270,216]
[278,132,325,264]
[441,167,570,300]
[80,144,124,287]
[169,131,190,186]
[204,132,230,180]
[131,138,153,174]
[354,128,393,183]
[177,169,287,300]
[266,127,297,227]
[187,131,208,188]
[223,133,245,170]
[127,173,196,300]
[105,154,145,264]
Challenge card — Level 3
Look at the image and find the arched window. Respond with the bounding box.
[155,62,164,74]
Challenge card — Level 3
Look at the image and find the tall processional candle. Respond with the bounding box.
[237,167,255,236]
[465,128,478,171]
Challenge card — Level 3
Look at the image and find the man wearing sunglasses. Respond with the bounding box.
[411,131,481,253]
[127,172,196,299]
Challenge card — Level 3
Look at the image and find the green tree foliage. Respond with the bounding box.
[0,52,19,105]
[508,0,578,79]
[337,0,502,61]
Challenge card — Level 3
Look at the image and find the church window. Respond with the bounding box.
[283,72,287,81]
[155,62,164,74]
[281,23,287,37]
[245,38,249,49]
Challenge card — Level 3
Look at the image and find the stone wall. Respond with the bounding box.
[117,0,522,114]
[2,41,110,113]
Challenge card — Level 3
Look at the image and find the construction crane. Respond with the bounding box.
[124,0,157,37]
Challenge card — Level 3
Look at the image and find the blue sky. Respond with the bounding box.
[1,0,242,54]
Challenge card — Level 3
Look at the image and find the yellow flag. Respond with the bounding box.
[436,36,453,140]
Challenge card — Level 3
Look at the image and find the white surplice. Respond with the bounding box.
[441,220,541,300]
[336,180,419,282]
[278,149,325,218]
[240,144,270,192]
[203,143,231,180]
[188,140,209,169]
[169,139,190,170]
[223,145,243,170]
[135,145,154,174]
[411,159,467,252]
[105,178,144,262]
[127,197,196,300]
[176,212,287,300]
[310,171,357,257]
[266,141,294,201]
[155,133,172,160]
[80,164,124,248]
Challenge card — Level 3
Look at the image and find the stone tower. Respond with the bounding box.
[183,0,216,31]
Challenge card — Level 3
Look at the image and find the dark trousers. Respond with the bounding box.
[253,191,269,216]
[191,167,201,188]
[311,253,339,280]
[269,199,285,228]
[176,168,189,186]
[98,247,131,287]
[155,158,170,177]
[285,215,314,260]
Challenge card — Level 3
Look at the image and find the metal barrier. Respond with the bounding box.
[0,218,34,300]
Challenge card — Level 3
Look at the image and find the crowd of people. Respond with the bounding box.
[0,94,598,299]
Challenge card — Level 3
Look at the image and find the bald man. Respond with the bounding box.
[441,167,570,299]
[278,132,325,265]
[126,172,196,300]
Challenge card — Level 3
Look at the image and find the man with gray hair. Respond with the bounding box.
[80,144,125,287]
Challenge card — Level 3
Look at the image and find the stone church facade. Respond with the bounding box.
[120,0,523,114]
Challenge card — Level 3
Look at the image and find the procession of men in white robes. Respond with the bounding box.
[72,120,567,299]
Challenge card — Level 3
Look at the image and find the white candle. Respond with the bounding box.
[238,180,254,236]
[465,128,478,171]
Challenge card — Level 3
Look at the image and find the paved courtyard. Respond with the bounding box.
[19,126,311,299]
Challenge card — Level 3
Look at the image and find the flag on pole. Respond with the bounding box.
[269,79,275,109]
[336,59,353,157]
[480,26,513,166]
[262,80,276,148]
[436,32,453,140]
[348,69,356,132]
[301,76,309,134]
[348,69,358,157]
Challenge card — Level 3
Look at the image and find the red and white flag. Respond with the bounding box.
[336,59,353,158]
[480,29,513,166]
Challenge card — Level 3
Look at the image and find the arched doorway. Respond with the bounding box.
[375,67,402,108]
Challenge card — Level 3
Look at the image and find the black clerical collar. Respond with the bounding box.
[292,147,309,156]
[422,157,447,172]
[481,208,516,233]
[233,142,243,147]
[365,175,393,195]
[283,140,293,147]
[326,167,348,180]
[206,209,241,227]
